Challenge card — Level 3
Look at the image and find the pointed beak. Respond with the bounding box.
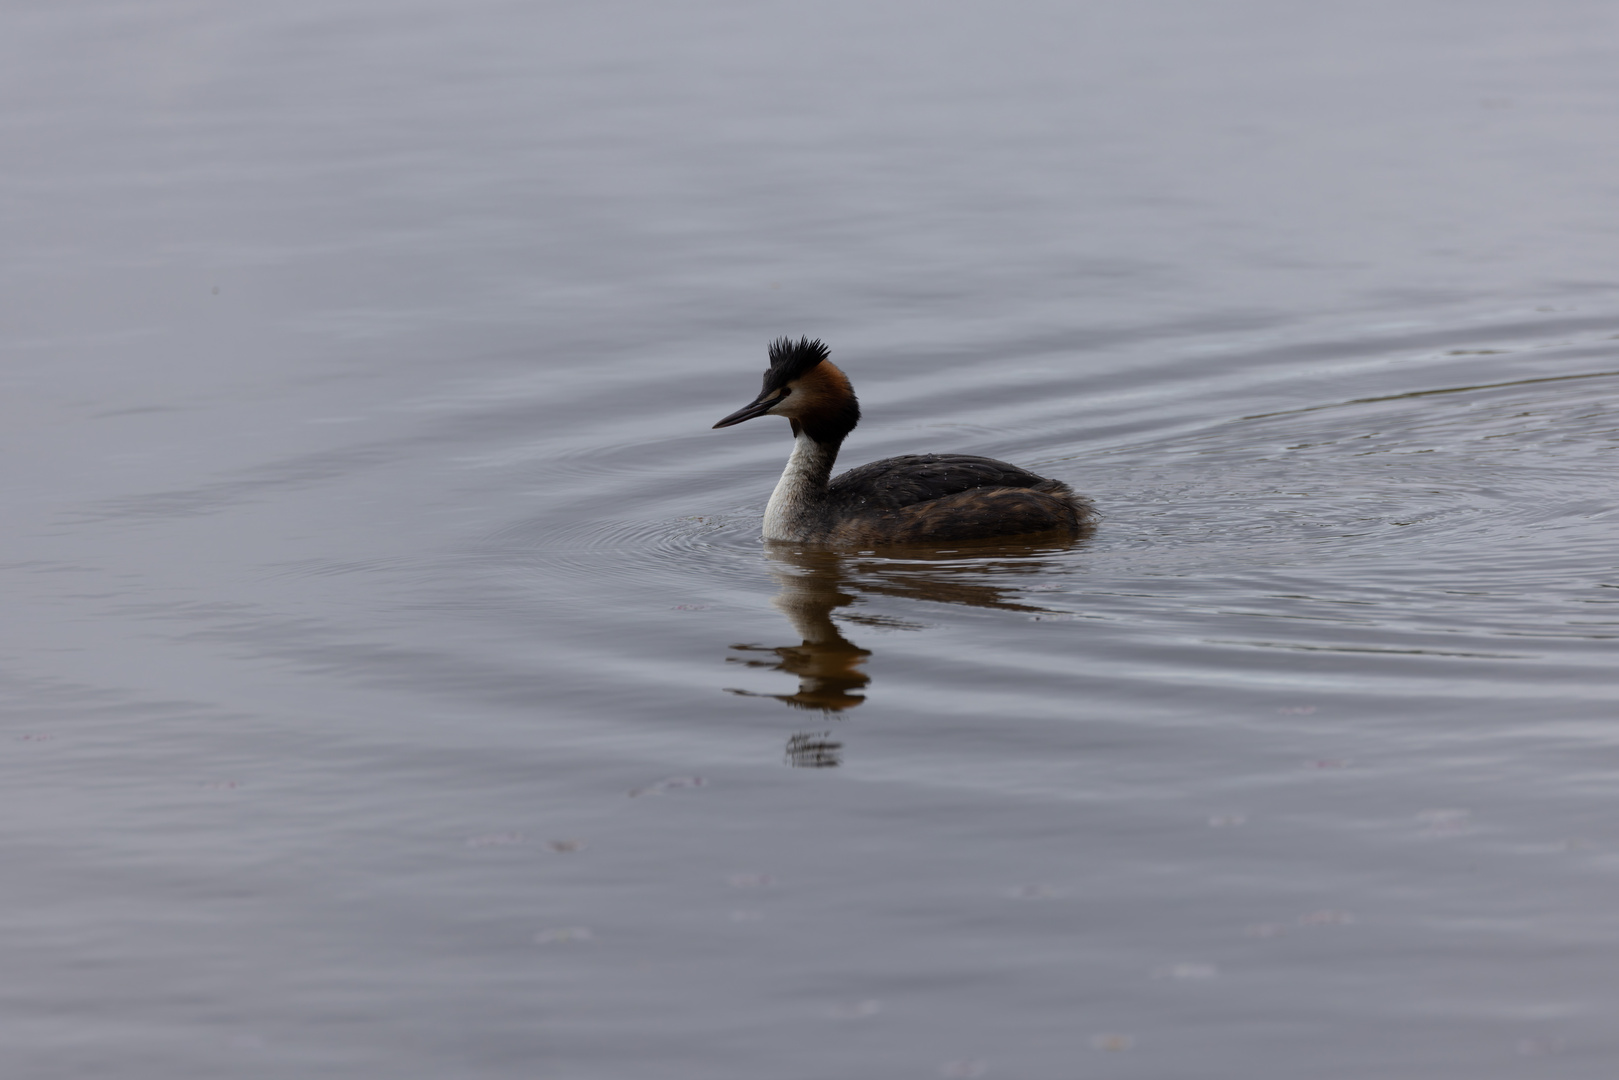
[712,397,777,429]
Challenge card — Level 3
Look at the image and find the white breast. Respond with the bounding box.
[762,432,830,541]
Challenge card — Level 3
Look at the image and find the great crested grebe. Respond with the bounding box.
[713,337,1095,545]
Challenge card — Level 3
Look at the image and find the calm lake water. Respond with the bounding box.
[4,1,1619,1077]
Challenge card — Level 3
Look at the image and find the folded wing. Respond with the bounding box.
[828,454,1058,510]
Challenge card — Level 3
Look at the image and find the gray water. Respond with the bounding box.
[5,2,1619,1077]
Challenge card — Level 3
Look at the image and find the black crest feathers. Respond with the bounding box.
[763,336,829,390]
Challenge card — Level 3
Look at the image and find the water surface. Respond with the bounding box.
[4,2,1619,1077]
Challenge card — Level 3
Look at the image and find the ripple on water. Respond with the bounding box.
[477,510,768,586]
[1092,367,1619,579]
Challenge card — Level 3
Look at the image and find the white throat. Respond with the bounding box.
[763,431,834,541]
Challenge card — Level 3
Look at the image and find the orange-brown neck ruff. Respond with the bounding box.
[788,361,860,447]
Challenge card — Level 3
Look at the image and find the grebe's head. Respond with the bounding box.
[712,336,860,441]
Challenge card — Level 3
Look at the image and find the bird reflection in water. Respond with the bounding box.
[726,537,1086,767]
